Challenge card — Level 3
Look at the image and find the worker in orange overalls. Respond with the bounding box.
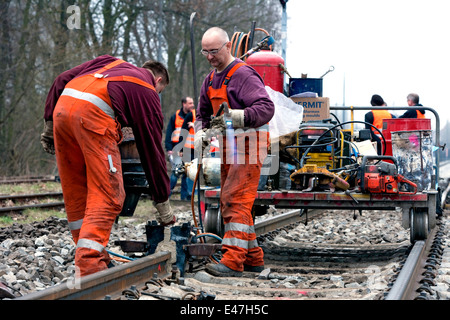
[364,94,395,154]
[195,27,275,277]
[40,56,175,277]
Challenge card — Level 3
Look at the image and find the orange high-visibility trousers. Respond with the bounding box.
[205,61,269,271]
[218,129,267,271]
[53,59,156,277]
[52,60,132,276]
[54,98,125,276]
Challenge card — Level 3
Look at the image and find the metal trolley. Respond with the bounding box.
[198,106,443,244]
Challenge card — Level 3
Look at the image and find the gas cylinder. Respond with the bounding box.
[246,49,284,93]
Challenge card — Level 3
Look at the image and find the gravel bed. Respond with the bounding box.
[0,206,448,300]
[260,208,411,245]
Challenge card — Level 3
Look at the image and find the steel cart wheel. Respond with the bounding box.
[409,207,429,243]
[204,206,224,238]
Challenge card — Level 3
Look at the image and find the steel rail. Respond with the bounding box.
[0,177,58,184]
[16,251,171,300]
[0,202,65,214]
[0,192,63,201]
[0,192,64,214]
[385,225,438,300]
[255,209,321,236]
[14,210,316,300]
[384,241,426,300]
[0,195,189,214]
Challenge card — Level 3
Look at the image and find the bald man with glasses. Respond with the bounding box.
[194,27,274,277]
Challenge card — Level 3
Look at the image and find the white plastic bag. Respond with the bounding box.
[266,86,303,140]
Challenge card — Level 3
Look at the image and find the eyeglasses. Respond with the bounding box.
[200,42,228,56]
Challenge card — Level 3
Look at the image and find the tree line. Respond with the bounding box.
[0,0,282,176]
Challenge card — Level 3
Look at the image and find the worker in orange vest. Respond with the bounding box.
[364,94,395,154]
[399,93,426,118]
[165,97,195,200]
[40,56,174,277]
[195,27,274,277]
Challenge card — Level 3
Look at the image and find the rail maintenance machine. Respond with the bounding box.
[114,30,444,275]
[189,30,444,245]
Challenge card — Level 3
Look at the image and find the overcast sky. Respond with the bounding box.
[285,0,450,129]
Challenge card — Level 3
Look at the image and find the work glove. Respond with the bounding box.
[210,109,245,130]
[40,120,55,155]
[153,199,176,226]
[210,115,225,131]
[229,109,245,128]
[194,128,208,157]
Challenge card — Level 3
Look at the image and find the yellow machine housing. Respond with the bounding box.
[296,122,338,169]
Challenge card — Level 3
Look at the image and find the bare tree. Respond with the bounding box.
[0,0,282,176]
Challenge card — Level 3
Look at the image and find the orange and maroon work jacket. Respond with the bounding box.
[196,59,274,132]
[44,55,170,203]
[197,59,274,272]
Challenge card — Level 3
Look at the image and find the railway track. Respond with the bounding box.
[1,178,448,301]
[0,192,65,214]
[190,211,408,300]
[15,251,171,300]
[183,212,448,301]
[0,192,187,214]
[385,217,447,300]
[0,176,58,185]
[11,208,447,301]
[11,209,309,300]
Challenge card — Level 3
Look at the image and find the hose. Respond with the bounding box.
[190,163,204,242]
[194,233,223,242]
[193,232,223,263]
[230,28,271,61]
[190,168,223,263]
[107,250,136,261]
[190,106,226,246]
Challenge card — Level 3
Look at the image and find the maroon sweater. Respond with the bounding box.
[196,58,275,130]
[44,55,170,203]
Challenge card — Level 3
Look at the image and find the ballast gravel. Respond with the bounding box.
[0,206,448,299]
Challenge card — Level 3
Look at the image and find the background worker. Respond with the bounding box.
[399,93,426,118]
[165,96,195,200]
[195,27,275,277]
[364,94,395,154]
[40,55,174,277]
[179,109,196,161]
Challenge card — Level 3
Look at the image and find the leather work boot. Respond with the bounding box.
[205,263,243,277]
[244,264,265,272]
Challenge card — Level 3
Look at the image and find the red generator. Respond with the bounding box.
[382,118,431,156]
[246,49,284,93]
